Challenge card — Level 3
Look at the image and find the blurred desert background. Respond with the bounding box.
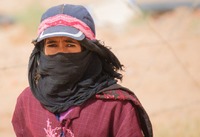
[0,0,200,136]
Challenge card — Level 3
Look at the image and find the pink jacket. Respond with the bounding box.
[12,87,149,137]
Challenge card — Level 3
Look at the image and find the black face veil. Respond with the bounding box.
[28,44,117,113]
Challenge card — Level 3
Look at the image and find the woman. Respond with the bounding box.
[12,4,153,137]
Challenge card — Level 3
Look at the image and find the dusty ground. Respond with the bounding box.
[0,0,200,137]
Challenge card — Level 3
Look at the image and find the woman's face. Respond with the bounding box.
[44,36,81,55]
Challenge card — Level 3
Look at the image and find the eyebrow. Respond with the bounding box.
[64,40,77,44]
[45,39,77,44]
[45,40,56,44]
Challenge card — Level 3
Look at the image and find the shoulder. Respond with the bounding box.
[95,88,153,137]
[18,87,32,97]
[17,87,32,99]
[16,87,38,105]
[14,87,47,115]
[82,94,136,116]
[96,88,142,107]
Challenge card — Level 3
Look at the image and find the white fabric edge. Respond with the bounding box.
[39,31,83,39]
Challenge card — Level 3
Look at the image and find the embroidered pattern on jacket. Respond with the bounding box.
[44,118,75,137]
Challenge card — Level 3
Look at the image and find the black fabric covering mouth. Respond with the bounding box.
[28,48,116,113]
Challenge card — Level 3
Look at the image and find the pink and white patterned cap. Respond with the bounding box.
[37,4,96,42]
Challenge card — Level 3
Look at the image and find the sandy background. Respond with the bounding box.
[0,0,200,136]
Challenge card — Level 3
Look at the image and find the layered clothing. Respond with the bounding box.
[12,85,152,137]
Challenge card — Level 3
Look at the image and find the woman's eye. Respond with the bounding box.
[66,44,76,47]
[46,44,57,48]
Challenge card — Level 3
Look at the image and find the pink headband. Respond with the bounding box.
[38,14,95,40]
